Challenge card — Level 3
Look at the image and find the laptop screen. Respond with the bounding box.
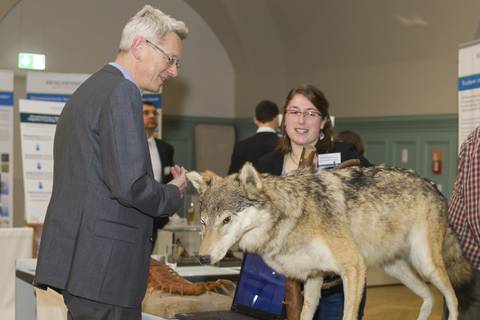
[231,253,286,319]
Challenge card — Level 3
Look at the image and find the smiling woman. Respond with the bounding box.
[267,84,371,175]
[255,84,372,320]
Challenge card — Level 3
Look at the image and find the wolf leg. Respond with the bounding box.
[384,260,433,320]
[408,226,459,320]
[428,272,458,320]
[412,251,458,320]
[300,275,323,320]
[340,258,366,320]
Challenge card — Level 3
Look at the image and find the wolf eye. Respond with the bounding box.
[200,219,205,225]
[222,216,231,225]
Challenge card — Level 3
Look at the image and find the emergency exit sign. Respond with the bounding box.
[18,53,45,70]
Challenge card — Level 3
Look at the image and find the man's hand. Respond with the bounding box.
[168,165,187,193]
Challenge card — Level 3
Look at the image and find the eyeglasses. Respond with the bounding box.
[285,109,322,119]
[145,39,181,69]
[143,110,159,116]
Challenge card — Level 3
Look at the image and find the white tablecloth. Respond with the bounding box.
[0,227,33,320]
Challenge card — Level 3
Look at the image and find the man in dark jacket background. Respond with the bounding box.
[228,100,279,174]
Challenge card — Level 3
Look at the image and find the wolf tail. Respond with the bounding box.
[442,226,472,287]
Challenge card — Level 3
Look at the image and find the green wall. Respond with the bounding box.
[163,114,458,198]
[335,114,458,198]
[162,115,255,170]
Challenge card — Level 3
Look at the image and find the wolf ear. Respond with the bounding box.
[239,162,263,190]
[186,170,220,193]
[186,171,204,192]
[201,170,220,186]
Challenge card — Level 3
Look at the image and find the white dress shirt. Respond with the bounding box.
[147,136,162,182]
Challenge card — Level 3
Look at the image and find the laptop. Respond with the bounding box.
[176,253,286,320]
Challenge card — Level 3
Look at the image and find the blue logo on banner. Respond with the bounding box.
[0,92,13,106]
[27,93,71,102]
[143,93,162,109]
[458,74,480,91]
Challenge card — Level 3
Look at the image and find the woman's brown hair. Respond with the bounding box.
[277,84,335,154]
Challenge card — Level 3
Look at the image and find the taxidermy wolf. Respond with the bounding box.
[186,163,471,320]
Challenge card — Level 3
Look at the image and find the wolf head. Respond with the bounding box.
[186,163,271,264]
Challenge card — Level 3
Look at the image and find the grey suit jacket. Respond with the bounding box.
[34,64,182,307]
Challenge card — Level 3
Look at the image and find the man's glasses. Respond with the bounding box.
[145,39,181,69]
[285,109,322,119]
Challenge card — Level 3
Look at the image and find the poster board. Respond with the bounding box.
[458,40,480,147]
[19,99,64,224]
[26,71,90,102]
[22,70,163,224]
[0,70,14,227]
[22,72,89,224]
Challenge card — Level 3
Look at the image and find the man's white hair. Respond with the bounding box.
[119,5,188,51]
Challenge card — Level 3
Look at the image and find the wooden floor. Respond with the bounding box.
[364,284,443,320]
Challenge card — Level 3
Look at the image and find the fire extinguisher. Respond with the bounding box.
[432,152,442,174]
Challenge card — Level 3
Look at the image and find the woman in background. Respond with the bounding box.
[256,84,370,320]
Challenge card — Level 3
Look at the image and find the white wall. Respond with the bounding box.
[0,0,235,117]
[0,0,236,226]
[3,1,480,118]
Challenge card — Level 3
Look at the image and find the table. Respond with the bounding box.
[16,259,240,320]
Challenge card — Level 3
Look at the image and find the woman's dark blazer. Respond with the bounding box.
[255,141,371,175]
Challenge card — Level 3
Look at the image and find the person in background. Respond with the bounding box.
[256,84,370,320]
[447,127,480,319]
[336,130,365,156]
[143,101,175,233]
[228,100,280,174]
[34,5,188,319]
[143,101,174,184]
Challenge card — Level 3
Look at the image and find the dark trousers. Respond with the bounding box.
[444,268,480,320]
[62,291,141,320]
[314,284,367,320]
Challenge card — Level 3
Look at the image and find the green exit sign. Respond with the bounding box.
[18,53,46,70]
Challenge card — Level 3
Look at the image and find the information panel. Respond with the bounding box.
[19,99,64,223]
[458,40,480,146]
[0,70,14,227]
[0,70,13,227]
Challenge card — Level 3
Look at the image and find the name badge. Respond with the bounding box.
[317,152,341,169]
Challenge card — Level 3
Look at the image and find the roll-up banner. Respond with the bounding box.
[27,71,163,135]
[0,70,14,227]
[22,71,162,223]
[19,99,64,223]
[458,40,480,147]
[23,72,89,224]
[26,71,90,102]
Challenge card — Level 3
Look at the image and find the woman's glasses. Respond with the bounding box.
[285,109,322,119]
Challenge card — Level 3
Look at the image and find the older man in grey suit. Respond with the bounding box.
[34,5,188,320]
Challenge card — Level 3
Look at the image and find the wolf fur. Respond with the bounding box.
[186,163,471,320]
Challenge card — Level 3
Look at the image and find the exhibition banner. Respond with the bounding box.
[22,72,88,223]
[0,70,14,227]
[19,99,64,223]
[21,71,162,222]
[458,40,480,146]
[26,71,90,102]
[27,72,163,135]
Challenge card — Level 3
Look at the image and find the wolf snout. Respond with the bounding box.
[198,255,211,264]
